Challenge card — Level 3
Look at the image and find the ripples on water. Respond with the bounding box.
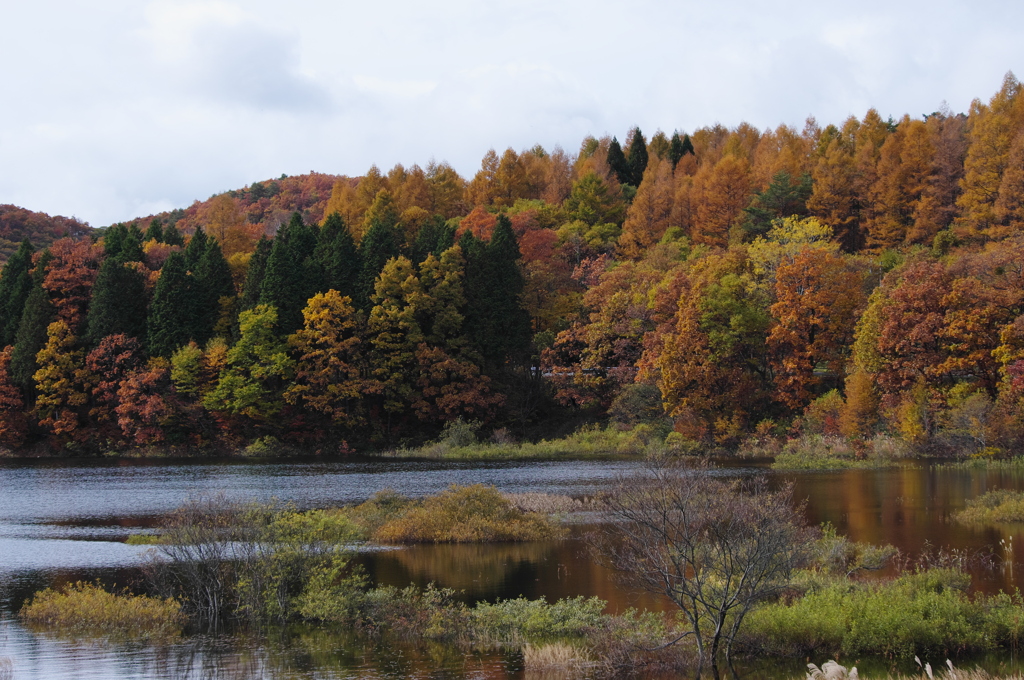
[4,457,1024,678]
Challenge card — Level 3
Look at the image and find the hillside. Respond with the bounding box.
[0,205,92,264]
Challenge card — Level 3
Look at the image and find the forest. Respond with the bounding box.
[1,72,1024,457]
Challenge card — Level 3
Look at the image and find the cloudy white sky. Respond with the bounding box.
[2,0,1021,226]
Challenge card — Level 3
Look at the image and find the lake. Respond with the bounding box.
[2,457,1023,678]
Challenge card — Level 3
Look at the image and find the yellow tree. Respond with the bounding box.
[865,117,937,249]
[994,131,1024,233]
[808,133,860,250]
[33,321,95,441]
[465,149,500,207]
[957,72,1024,240]
[425,161,466,218]
[619,159,675,258]
[691,154,752,247]
[285,290,365,428]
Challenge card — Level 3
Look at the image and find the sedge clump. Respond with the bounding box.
[20,582,185,640]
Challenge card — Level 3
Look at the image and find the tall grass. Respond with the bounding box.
[742,569,1024,658]
[20,582,185,640]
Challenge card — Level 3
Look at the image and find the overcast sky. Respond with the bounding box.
[2,0,1021,226]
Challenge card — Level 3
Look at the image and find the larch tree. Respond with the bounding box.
[957,72,1024,240]
[357,190,403,310]
[366,256,424,422]
[285,290,365,428]
[33,320,95,442]
[619,159,675,259]
[808,127,862,250]
[691,154,753,247]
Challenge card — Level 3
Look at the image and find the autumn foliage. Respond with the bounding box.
[2,74,1024,454]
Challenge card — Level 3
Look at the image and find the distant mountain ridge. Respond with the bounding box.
[0,205,92,264]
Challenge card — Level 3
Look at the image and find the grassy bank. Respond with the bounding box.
[379,422,674,460]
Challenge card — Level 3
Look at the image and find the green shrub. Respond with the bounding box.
[954,489,1024,524]
[742,569,1023,658]
[373,484,565,543]
[473,596,609,644]
[20,582,185,640]
[343,488,413,538]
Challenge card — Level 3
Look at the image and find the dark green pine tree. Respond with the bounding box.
[11,281,55,391]
[192,239,236,345]
[607,137,631,186]
[84,257,149,346]
[260,212,320,333]
[163,223,185,247]
[410,215,456,264]
[669,132,686,170]
[741,171,814,237]
[463,216,531,370]
[103,224,128,259]
[183,227,209,271]
[122,224,145,262]
[240,236,271,311]
[144,219,164,243]
[681,134,695,156]
[0,240,36,347]
[147,252,197,357]
[314,212,361,301]
[356,204,402,311]
[626,127,649,186]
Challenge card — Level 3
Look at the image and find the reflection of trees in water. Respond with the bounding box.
[258,626,514,678]
[362,537,675,615]
[370,541,558,600]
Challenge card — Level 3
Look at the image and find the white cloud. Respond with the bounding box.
[0,0,1022,225]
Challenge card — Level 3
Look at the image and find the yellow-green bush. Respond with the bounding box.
[372,484,565,543]
[20,582,185,640]
[954,489,1024,524]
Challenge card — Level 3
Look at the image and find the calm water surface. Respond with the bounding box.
[2,457,1024,679]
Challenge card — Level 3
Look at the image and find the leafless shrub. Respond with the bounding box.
[591,460,814,676]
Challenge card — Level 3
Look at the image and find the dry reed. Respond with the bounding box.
[522,642,594,673]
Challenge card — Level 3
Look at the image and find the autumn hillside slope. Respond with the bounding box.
[0,205,92,265]
[2,74,1024,458]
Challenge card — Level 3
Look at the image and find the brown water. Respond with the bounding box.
[2,458,1023,678]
